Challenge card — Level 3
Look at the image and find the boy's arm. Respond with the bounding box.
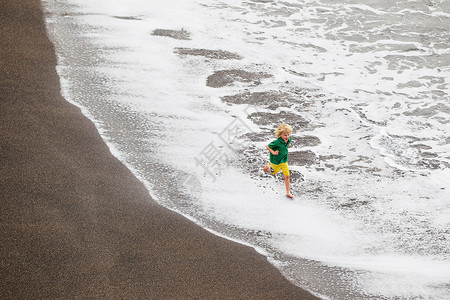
[266,145,279,155]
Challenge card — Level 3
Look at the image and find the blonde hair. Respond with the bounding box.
[275,123,293,138]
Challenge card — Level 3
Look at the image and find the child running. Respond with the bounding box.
[263,123,294,198]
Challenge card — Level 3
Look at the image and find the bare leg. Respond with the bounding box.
[263,163,270,173]
[284,175,293,198]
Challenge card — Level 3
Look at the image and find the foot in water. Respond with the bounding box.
[286,192,294,198]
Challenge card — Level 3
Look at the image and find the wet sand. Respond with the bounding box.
[0,0,320,298]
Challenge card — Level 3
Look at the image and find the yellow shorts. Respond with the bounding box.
[270,162,290,176]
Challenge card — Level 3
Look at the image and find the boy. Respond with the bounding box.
[263,123,294,198]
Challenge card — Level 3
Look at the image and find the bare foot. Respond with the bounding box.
[286,192,294,198]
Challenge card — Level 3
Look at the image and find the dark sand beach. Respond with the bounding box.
[0,0,319,298]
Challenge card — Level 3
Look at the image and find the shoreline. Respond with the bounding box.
[0,0,320,298]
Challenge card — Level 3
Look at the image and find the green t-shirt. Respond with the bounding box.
[268,136,291,165]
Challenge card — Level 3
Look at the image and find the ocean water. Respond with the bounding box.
[43,0,450,299]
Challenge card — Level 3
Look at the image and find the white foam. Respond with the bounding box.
[44,0,450,298]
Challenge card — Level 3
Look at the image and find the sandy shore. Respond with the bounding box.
[0,0,320,298]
